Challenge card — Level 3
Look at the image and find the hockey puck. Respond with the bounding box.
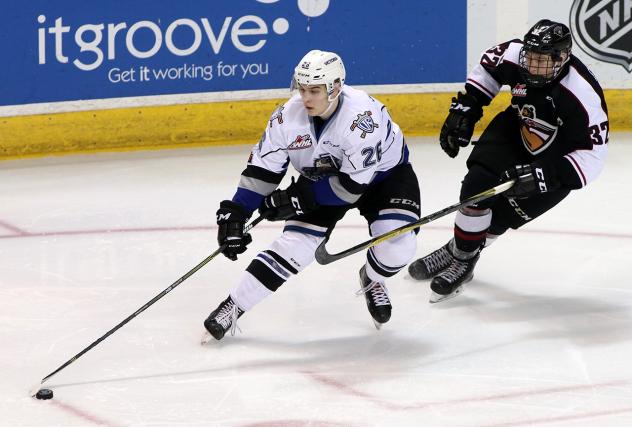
[35,389,53,400]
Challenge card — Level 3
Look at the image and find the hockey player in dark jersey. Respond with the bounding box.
[203,50,421,340]
[408,19,608,303]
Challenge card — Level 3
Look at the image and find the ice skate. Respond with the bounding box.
[202,295,244,342]
[408,241,454,280]
[429,253,479,303]
[357,266,392,329]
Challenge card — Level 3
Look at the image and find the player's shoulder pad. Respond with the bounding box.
[558,58,607,119]
[480,39,522,68]
[267,94,303,129]
[504,39,524,61]
[338,88,384,151]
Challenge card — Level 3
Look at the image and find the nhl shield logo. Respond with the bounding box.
[570,0,632,72]
[350,111,379,138]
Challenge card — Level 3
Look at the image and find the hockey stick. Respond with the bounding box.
[314,180,515,265]
[30,215,264,396]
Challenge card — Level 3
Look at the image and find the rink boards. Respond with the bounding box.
[0,90,490,159]
[2,1,632,159]
[3,89,632,160]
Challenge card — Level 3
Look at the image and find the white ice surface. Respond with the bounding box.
[1,135,632,427]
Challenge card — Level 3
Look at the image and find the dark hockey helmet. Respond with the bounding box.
[519,19,572,87]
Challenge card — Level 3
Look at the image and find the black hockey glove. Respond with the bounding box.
[502,162,558,199]
[216,200,253,261]
[259,176,318,221]
[439,92,483,158]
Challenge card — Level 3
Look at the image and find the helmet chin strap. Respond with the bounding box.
[319,88,342,118]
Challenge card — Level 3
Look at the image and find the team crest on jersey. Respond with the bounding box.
[511,84,528,97]
[288,134,313,150]
[350,111,379,138]
[571,0,632,72]
[269,106,284,127]
[513,104,559,154]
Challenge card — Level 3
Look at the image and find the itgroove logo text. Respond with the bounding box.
[36,0,331,72]
[37,14,288,71]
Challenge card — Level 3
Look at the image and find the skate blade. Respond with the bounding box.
[200,331,213,345]
[372,319,383,330]
[429,285,465,304]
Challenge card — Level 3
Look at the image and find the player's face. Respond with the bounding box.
[524,51,561,78]
[298,84,330,116]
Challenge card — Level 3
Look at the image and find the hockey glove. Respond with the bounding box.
[439,92,484,158]
[259,176,318,221]
[216,200,253,261]
[502,162,558,199]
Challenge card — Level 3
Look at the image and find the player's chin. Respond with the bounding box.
[306,108,326,117]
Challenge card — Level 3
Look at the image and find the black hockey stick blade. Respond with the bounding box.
[32,215,264,390]
[314,180,515,265]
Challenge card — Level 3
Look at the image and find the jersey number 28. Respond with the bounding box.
[361,142,382,167]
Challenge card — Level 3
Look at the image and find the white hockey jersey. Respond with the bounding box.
[233,85,409,213]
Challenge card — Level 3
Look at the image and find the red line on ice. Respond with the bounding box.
[50,399,121,427]
[0,219,29,236]
[305,372,628,413]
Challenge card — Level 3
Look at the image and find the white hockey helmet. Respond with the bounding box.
[291,50,346,100]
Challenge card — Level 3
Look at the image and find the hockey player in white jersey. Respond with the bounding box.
[204,50,421,340]
[408,20,608,302]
